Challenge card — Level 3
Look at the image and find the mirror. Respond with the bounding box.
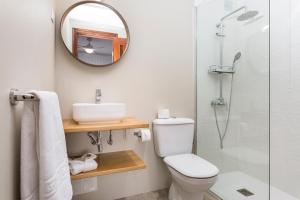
[60,1,130,67]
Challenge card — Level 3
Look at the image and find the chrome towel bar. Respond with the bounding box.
[9,89,39,105]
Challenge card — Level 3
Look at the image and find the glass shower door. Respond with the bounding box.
[195,0,269,199]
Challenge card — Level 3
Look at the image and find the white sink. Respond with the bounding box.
[72,103,127,124]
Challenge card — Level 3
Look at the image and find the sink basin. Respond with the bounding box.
[72,103,127,124]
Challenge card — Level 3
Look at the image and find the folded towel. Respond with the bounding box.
[21,91,73,200]
[69,159,98,175]
[69,153,98,175]
[78,153,97,161]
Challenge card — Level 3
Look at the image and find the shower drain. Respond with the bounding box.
[237,188,255,197]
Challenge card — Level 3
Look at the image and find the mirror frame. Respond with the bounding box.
[60,1,130,67]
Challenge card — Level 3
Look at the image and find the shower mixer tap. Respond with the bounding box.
[209,5,258,149]
[211,98,226,106]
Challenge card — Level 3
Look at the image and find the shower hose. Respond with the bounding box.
[213,73,234,149]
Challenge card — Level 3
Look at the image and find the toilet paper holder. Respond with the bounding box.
[133,129,151,141]
[134,131,142,138]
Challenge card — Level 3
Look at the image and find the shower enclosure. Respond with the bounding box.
[196,0,300,199]
[196,0,270,199]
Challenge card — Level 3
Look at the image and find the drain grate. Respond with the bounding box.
[237,188,255,197]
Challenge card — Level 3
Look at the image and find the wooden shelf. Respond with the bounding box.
[63,118,149,133]
[71,150,146,180]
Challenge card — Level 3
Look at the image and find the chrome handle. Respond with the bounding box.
[95,89,101,104]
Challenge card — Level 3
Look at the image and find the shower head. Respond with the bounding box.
[233,52,242,66]
[237,10,259,21]
[219,7,259,23]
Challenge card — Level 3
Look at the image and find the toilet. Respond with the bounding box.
[153,118,219,200]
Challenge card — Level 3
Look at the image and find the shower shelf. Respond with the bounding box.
[208,65,235,74]
[70,150,146,180]
[63,117,149,133]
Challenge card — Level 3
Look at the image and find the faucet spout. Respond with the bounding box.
[95,89,101,104]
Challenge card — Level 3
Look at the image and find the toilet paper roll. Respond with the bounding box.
[140,128,151,142]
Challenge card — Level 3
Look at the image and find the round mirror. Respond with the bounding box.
[60,1,130,67]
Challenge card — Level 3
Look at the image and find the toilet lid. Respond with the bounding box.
[164,154,219,178]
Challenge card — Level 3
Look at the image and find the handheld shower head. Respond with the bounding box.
[232,52,242,72]
[233,52,242,65]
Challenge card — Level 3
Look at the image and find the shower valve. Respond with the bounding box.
[211,98,226,106]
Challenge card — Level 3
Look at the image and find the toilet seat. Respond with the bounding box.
[164,154,219,179]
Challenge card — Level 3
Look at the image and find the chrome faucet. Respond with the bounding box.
[95,89,101,104]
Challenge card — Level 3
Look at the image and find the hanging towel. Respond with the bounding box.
[21,91,73,200]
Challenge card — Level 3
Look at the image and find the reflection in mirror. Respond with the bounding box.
[61,2,129,67]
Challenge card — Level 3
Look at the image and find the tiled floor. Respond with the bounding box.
[116,189,168,200]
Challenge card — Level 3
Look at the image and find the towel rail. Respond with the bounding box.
[9,89,39,105]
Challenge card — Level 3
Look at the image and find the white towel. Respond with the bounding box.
[21,101,39,200]
[69,159,98,176]
[78,153,97,161]
[69,153,98,175]
[21,91,73,200]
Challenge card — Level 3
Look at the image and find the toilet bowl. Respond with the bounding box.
[164,154,218,200]
[152,118,219,200]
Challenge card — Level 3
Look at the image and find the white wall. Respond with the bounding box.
[55,0,195,199]
[270,0,300,199]
[0,0,55,199]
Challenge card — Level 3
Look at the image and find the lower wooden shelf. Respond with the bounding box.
[71,150,146,180]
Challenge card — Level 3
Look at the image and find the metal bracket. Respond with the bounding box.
[208,65,235,74]
[134,131,141,138]
[9,88,39,105]
[107,130,113,145]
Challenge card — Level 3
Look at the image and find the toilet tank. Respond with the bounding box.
[153,118,195,157]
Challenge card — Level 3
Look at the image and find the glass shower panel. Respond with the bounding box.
[196,0,269,199]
